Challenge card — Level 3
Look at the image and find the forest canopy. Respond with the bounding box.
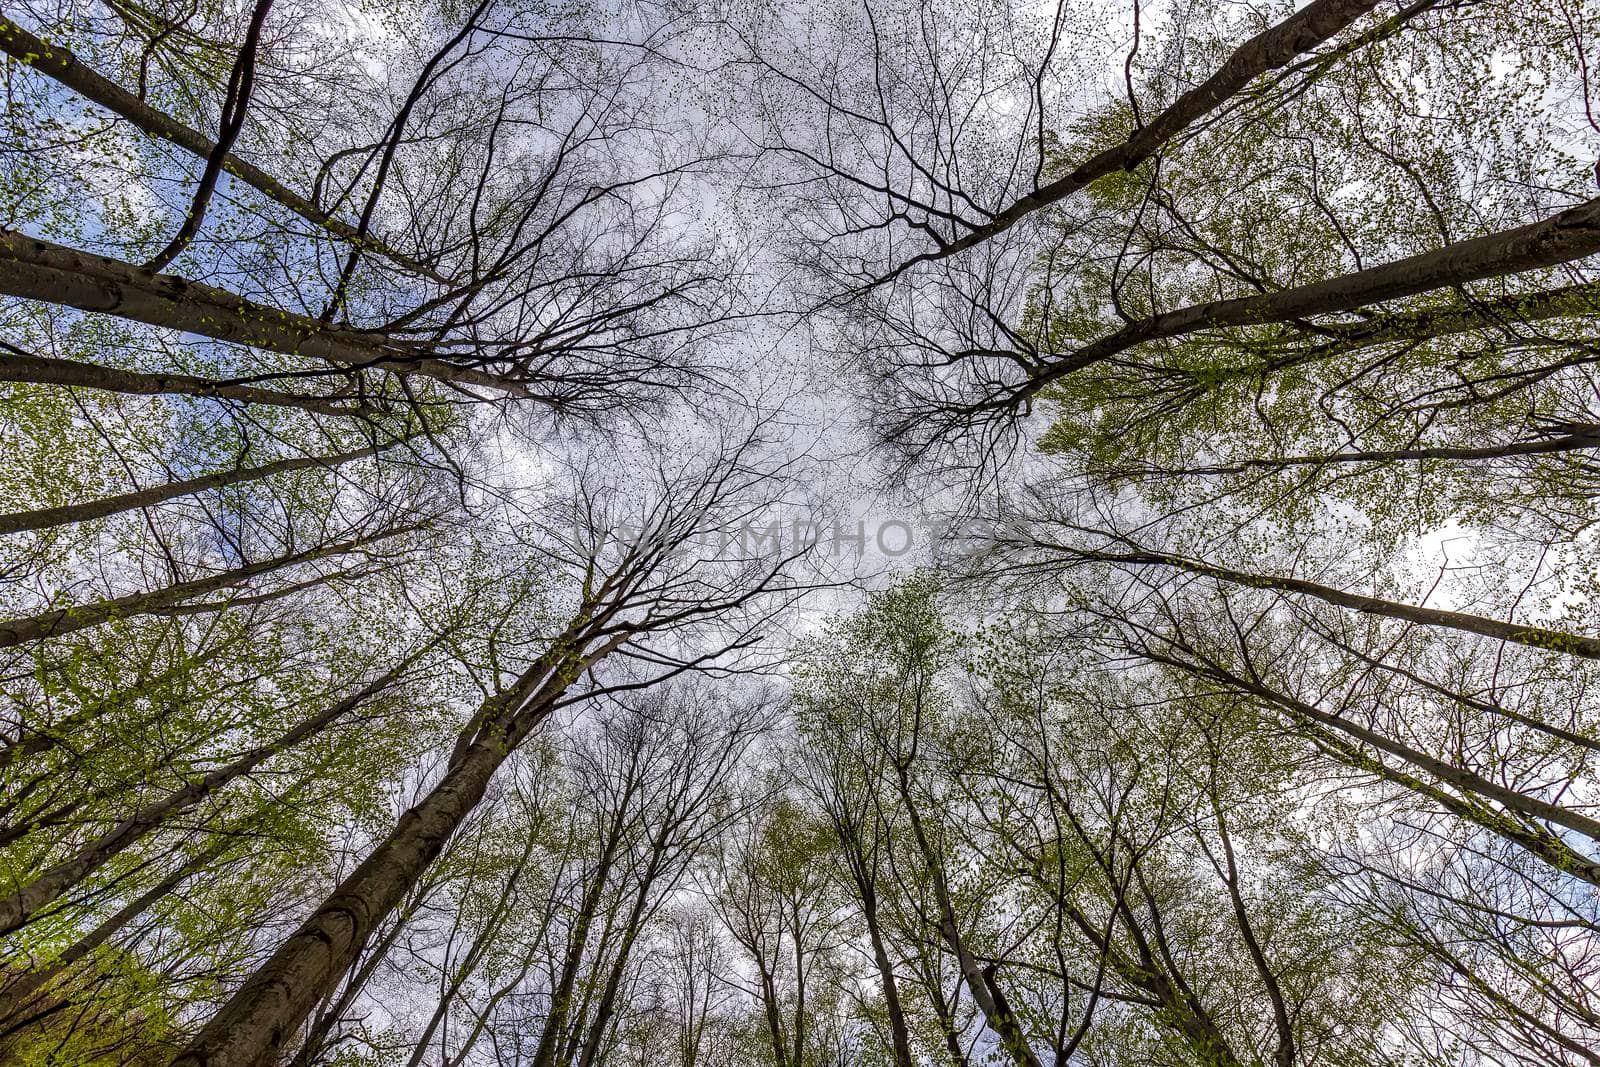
[1,0,1598,1063]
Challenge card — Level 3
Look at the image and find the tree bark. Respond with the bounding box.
[0,230,528,397]
[754,957,789,1067]
[172,718,530,1065]
[1028,196,1600,394]
[143,0,276,272]
[169,623,625,1067]
[573,845,669,1067]
[856,873,916,1067]
[286,905,418,1067]
[829,797,915,1067]
[1264,276,1600,363]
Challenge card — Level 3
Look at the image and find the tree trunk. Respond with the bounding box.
[0,348,378,417]
[1154,424,1600,475]
[890,761,1044,1067]
[857,874,915,1067]
[754,958,789,1067]
[172,727,522,1065]
[528,786,641,1067]
[1172,651,1600,847]
[169,627,617,1067]
[0,230,526,397]
[0,438,405,536]
[573,847,667,1067]
[0,836,235,1028]
[1306,722,1600,886]
[1061,545,1600,658]
[287,905,418,1067]
[0,523,418,647]
[1030,196,1600,392]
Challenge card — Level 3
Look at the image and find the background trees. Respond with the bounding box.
[3,0,1599,1063]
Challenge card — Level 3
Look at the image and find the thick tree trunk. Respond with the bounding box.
[0,438,403,536]
[0,523,418,647]
[287,907,417,1067]
[170,728,519,1065]
[169,628,619,1067]
[0,18,443,280]
[1029,196,1600,392]
[1259,276,1600,366]
[0,230,528,397]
